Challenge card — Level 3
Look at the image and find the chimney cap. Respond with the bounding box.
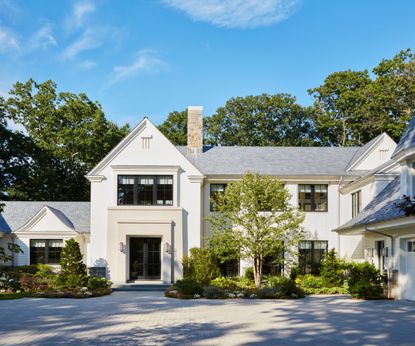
[187,106,203,111]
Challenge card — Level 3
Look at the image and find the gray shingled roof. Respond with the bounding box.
[336,177,405,231]
[345,133,384,171]
[392,114,415,159]
[0,202,90,233]
[178,146,362,176]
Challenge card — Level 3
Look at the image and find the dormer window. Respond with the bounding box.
[117,175,173,206]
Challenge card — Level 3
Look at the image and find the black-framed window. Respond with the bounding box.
[262,245,285,276]
[298,240,328,275]
[210,183,227,211]
[117,175,173,206]
[30,239,63,265]
[298,184,328,212]
[352,190,362,218]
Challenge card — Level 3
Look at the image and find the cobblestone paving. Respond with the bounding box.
[1,293,415,345]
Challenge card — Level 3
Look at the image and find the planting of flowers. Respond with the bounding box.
[0,239,111,300]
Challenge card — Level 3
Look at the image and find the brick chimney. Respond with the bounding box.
[187,106,203,154]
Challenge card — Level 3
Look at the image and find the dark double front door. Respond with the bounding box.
[129,238,161,280]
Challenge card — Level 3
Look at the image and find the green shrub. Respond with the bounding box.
[13,265,39,275]
[320,249,346,287]
[203,286,226,299]
[59,239,87,287]
[35,264,54,277]
[173,279,203,296]
[0,271,21,292]
[296,274,324,289]
[262,276,302,297]
[58,273,87,288]
[348,262,384,298]
[296,274,350,295]
[87,276,111,290]
[183,248,221,284]
[210,276,238,291]
[289,265,301,280]
[244,267,254,280]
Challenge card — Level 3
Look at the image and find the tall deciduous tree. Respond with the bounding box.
[207,172,305,287]
[1,79,130,200]
[157,110,188,145]
[206,93,316,146]
[310,49,415,146]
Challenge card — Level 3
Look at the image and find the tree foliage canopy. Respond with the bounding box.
[310,49,415,146]
[0,79,129,200]
[158,50,415,148]
[207,172,305,287]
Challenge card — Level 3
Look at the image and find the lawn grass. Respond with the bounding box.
[0,292,30,300]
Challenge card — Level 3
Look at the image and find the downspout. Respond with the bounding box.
[364,225,395,298]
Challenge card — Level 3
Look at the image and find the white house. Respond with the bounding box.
[1,106,414,299]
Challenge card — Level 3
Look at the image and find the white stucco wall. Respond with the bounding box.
[88,119,204,274]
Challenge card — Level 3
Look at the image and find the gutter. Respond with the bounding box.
[364,225,395,257]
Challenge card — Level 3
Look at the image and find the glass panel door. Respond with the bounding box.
[129,238,161,280]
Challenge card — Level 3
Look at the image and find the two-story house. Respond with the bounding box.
[1,106,414,299]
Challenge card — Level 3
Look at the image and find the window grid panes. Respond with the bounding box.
[117,175,173,206]
[210,183,227,211]
[298,184,328,212]
[30,239,63,265]
[352,190,362,218]
[298,240,328,275]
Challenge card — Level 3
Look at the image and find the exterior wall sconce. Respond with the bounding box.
[119,242,126,253]
[164,242,172,254]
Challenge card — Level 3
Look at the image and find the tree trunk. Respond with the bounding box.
[341,118,347,146]
[253,255,262,288]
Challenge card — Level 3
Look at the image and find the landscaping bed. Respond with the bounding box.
[165,276,305,300]
[166,248,387,300]
[0,240,111,299]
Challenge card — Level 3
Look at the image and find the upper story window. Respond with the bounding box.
[30,239,63,265]
[352,190,362,218]
[118,175,173,206]
[298,184,328,212]
[210,183,227,211]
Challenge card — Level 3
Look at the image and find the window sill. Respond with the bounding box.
[109,205,183,211]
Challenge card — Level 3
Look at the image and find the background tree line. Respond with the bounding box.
[2,49,415,201]
[159,49,415,147]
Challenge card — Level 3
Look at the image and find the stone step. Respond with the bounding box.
[112,284,170,292]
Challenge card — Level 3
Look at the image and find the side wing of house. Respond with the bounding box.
[339,133,398,260]
[13,206,83,266]
[86,115,204,284]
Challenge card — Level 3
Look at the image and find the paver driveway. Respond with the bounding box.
[0,292,414,345]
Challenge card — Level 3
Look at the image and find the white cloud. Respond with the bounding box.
[109,50,166,85]
[73,2,96,27]
[0,26,19,52]
[61,27,110,59]
[78,59,97,69]
[29,23,57,50]
[161,0,300,28]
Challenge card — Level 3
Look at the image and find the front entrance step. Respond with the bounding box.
[112,283,170,292]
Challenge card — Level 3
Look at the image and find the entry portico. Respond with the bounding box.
[106,206,185,284]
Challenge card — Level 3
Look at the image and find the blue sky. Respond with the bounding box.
[1,0,415,127]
